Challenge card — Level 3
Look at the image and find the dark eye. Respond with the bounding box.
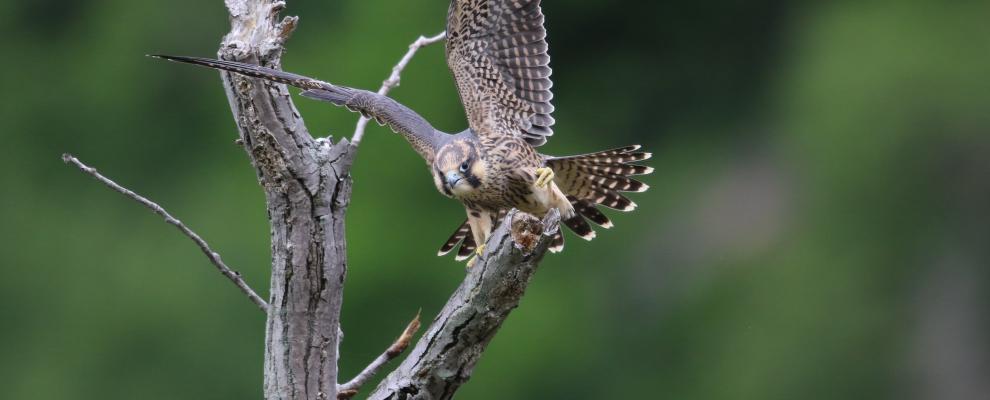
[459,161,470,172]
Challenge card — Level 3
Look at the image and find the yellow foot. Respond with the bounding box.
[535,167,555,188]
[465,244,486,268]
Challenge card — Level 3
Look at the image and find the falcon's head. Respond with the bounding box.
[433,139,487,198]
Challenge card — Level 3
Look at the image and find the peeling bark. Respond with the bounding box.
[218,1,350,399]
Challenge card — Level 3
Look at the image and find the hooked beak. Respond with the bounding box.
[445,171,463,188]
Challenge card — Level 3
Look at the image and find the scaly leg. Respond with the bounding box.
[465,209,492,268]
[535,167,555,188]
[466,244,486,268]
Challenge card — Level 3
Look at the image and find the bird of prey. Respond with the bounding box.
[154,0,652,265]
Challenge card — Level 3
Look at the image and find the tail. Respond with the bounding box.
[546,145,653,244]
[437,220,478,261]
[149,54,327,91]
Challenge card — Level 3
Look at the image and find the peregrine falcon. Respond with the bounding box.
[154,0,652,265]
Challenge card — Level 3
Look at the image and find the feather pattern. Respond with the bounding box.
[455,233,477,261]
[548,145,654,223]
[150,54,442,163]
[446,0,555,146]
[548,230,564,253]
[438,210,509,261]
[438,220,472,256]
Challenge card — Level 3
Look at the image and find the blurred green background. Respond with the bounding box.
[2,0,988,399]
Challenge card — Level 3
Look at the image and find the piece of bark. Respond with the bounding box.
[368,210,560,400]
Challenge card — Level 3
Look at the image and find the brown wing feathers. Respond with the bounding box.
[446,0,555,145]
[151,54,326,90]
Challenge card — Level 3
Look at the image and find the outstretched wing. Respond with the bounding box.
[152,55,443,163]
[446,0,555,146]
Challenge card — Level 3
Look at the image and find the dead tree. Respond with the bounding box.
[64,1,558,399]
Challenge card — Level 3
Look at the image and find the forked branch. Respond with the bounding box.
[62,154,269,312]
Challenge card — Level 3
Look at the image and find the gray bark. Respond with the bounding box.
[367,210,560,400]
[219,2,349,399]
[214,1,558,399]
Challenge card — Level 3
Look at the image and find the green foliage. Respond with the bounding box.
[1,1,986,399]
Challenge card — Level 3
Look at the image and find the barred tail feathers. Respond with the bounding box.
[548,230,565,253]
[547,144,653,233]
[438,220,471,256]
[455,233,477,261]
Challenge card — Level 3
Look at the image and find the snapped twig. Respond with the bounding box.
[351,31,446,146]
[337,310,422,399]
[62,154,269,312]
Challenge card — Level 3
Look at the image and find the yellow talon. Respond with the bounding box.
[535,167,555,188]
[466,244,486,268]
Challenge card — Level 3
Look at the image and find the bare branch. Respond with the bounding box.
[62,153,269,312]
[351,31,446,146]
[337,311,422,399]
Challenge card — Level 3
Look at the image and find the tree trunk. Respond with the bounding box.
[218,2,350,398]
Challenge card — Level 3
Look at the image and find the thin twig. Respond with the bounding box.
[351,31,446,146]
[62,153,270,312]
[337,311,422,399]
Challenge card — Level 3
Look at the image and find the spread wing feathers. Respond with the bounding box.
[547,144,654,212]
[446,0,555,146]
[151,55,441,162]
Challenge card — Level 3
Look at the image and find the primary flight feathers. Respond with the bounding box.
[446,0,556,146]
[150,54,442,163]
[151,55,326,90]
